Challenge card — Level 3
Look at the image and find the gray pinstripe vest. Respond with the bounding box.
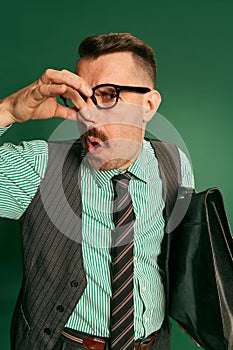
[10,139,180,350]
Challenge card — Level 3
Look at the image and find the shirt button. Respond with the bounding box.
[70,280,79,288]
[145,317,149,323]
[44,328,51,335]
[134,256,137,261]
[142,286,146,292]
[56,305,64,312]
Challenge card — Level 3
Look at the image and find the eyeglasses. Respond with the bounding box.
[61,83,151,110]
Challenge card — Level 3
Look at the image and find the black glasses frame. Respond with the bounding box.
[60,83,151,110]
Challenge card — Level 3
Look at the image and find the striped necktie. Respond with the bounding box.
[110,172,135,349]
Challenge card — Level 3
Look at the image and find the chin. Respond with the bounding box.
[88,157,133,171]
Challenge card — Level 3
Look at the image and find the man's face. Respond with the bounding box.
[75,52,160,170]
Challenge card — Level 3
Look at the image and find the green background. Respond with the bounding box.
[1,0,233,349]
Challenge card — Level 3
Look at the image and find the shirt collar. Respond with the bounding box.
[86,140,149,188]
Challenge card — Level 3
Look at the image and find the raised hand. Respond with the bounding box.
[0,68,92,127]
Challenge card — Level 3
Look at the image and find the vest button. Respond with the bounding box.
[70,280,79,288]
[44,328,51,335]
[56,305,64,312]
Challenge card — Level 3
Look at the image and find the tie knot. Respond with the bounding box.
[112,172,132,187]
[112,172,132,200]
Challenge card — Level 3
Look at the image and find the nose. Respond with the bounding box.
[78,95,99,129]
[78,107,95,125]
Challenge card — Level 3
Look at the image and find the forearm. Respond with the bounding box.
[0,128,48,219]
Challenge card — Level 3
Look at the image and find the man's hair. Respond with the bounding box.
[78,33,157,86]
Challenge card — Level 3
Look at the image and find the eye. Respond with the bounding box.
[92,85,118,108]
[102,92,117,100]
[95,87,117,101]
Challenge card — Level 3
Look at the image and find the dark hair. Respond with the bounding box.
[78,33,157,86]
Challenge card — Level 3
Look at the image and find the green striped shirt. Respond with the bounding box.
[0,127,194,339]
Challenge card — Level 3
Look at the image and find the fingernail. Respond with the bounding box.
[86,87,92,95]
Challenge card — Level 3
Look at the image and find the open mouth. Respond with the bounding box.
[87,136,104,153]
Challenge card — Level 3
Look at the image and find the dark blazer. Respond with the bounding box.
[10,140,179,350]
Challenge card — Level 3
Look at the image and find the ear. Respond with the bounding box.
[143,89,162,123]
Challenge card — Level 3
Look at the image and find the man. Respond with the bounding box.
[0,33,194,349]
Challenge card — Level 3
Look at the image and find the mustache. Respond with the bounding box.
[81,128,108,150]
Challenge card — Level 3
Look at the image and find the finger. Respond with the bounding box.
[60,86,87,110]
[55,104,79,121]
[32,83,68,100]
[33,83,89,112]
[40,68,92,97]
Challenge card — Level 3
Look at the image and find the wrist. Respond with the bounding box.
[0,98,15,127]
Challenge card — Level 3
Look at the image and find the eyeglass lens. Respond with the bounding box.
[93,85,118,109]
